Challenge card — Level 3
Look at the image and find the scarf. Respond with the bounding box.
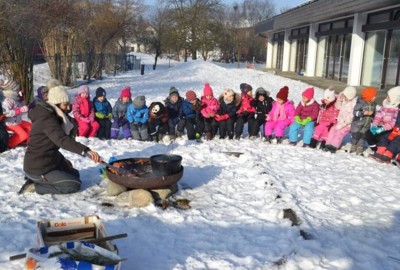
[273,102,287,121]
[48,103,74,135]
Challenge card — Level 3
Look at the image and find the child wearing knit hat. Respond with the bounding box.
[288,87,320,147]
[235,83,256,140]
[72,85,100,138]
[111,87,133,139]
[264,86,295,144]
[127,96,149,141]
[309,88,339,149]
[0,78,31,148]
[164,86,183,139]
[247,87,274,139]
[93,87,113,140]
[213,88,240,139]
[324,86,358,153]
[372,108,400,163]
[200,83,219,140]
[179,90,204,140]
[365,86,400,154]
[349,87,377,155]
[148,102,169,142]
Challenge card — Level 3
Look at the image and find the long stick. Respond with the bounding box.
[9,233,128,261]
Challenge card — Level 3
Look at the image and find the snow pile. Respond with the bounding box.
[0,54,399,270]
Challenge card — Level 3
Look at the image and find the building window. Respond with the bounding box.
[361,7,400,89]
[272,31,285,69]
[316,17,353,37]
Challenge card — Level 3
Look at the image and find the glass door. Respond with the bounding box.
[276,41,284,70]
[383,29,400,88]
[324,35,350,81]
[295,39,308,73]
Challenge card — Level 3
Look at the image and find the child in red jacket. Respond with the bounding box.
[288,87,320,147]
[235,83,256,140]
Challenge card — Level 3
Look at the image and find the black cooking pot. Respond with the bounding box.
[150,154,182,176]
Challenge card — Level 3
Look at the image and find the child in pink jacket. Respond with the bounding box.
[310,88,339,149]
[264,86,295,143]
[365,86,400,153]
[200,83,219,140]
[324,86,357,153]
[72,85,100,137]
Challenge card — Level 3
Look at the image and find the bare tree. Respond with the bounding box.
[37,0,84,86]
[0,0,66,102]
[166,0,223,61]
[226,0,275,62]
[242,0,275,26]
[76,0,142,81]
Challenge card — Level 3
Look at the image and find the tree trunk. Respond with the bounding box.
[0,36,35,104]
[43,28,76,87]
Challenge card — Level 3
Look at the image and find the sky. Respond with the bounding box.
[145,0,309,14]
[1,53,400,269]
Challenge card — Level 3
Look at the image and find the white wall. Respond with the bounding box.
[282,29,291,71]
[306,23,318,77]
[348,13,368,86]
[266,40,274,69]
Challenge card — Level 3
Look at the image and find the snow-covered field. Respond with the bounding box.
[0,54,399,270]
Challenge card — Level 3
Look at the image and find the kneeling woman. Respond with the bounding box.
[22,84,101,195]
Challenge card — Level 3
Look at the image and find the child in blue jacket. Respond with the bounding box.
[93,87,112,140]
[179,90,204,140]
[127,96,149,141]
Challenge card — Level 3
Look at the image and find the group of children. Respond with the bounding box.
[1,78,400,165]
[268,84,400,164]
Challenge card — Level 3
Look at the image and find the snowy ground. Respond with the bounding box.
[0,54,399,270]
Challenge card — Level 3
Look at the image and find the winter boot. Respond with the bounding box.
[276,137,283,144]
[18,178,35,194]
[205,132,213,141]
[356,147,364,156]
[265,135,272,143]
[319,141,326,150]
[309,138,318,148]
[374,150,393,163]
[376,146,387,155]
[349,144,357,153]
[325,144,337,153]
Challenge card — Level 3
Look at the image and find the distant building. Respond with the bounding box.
[255,0,400,90]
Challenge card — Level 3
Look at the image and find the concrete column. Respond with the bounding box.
[348,12,368,86]
[266,38,274,69]
[305,23,318,77]
[282,29,291,71]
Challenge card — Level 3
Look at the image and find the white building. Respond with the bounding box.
[255,0,400,90]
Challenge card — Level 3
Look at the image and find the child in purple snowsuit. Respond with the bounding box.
[264,86,295,143]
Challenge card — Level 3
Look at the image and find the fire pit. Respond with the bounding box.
[104,157,184,189]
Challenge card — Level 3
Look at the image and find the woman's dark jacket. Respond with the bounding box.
[23,100,88,175]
